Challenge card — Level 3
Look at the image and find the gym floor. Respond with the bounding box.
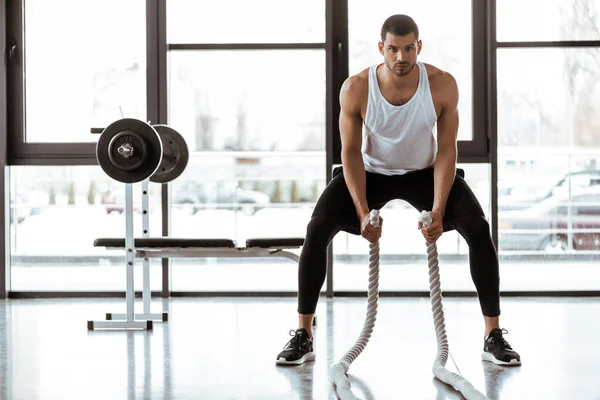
[0,296,598,400]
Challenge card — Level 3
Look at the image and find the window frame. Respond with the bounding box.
[1,0,493,297]
[331,0,491,165]
[5,0,596,297]
[0,0,9,298]
[5,0,149,165]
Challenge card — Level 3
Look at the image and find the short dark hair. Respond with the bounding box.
[380,14,419,42]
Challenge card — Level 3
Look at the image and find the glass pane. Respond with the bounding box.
[168,50,325,151]
[496,155,600,291]
[497,155,600,253]
[497,0,600,41]
[10,166,163,291]
[170,154,326,291]
[497,48,600,149]
[168,49,326,292]
[333,164,491,292]
[167,0,325,44]
[497,48,600,291]
[348,1,473,141]
[24,0,146,143]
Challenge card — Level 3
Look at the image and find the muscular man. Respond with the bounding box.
[276,14,521,367]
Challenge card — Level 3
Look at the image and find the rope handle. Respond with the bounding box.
[419,210,433,228]
[369,209,380,228]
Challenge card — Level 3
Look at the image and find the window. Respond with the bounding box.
[167,50,326,152]
[497,48,600,255]
[497,49,600,150]
[10,166,163,291]
[167,0,325,44]
[496,10,600,291]
[497,0,600,41]
[165,4,327,291]
[21,0,146,143]
[348,0,473,141]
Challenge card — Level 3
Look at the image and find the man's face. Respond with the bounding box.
[378,32,422,77]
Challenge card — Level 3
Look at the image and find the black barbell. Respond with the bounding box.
[94,118,189,184]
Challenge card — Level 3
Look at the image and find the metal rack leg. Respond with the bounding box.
[89,183,152,330]
[104,179,168,324]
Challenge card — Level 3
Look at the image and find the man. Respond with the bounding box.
[276,14,521,367]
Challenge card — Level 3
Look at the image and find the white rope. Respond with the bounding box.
[419,211,488,400]
[330,210,488,400]
[330,209,380,400]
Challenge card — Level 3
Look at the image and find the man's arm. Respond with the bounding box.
[339,76,369,219]
[421,72,459,242]
[432,73,459,216]
[339,76,381,242]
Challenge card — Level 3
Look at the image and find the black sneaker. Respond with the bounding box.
[275,328,315,365]
[482,328,521,366]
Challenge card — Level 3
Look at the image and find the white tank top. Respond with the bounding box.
[361,62,438,176]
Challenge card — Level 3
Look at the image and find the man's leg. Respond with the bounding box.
[449,213,501,331]
[396,169,501,327]
[296,213,350,338]
[276,168,358,365]
[276,212,348,365]
[295,168,394,334]
[448,208,521,365]
[400,168,521,366]
[441,174,521,366]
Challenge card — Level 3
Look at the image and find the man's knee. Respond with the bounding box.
[452,213,492,244]
[305,214,339,246]
[471,214,491,233]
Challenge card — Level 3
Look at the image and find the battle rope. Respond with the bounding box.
[330,210,488,400]
[330,210,381,400]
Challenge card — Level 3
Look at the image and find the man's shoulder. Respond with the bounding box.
[341,67,371,102]
[343,67,371,91]
[423,63,457,90]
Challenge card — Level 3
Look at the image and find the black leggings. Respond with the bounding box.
[297,166,501,317]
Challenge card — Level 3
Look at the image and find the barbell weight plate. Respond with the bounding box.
[107,130,148,171]
[96,118,163,184]
[150,124,189,183]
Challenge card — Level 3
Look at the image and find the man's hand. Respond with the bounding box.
[418,210,443,243]
[360,212,383,243]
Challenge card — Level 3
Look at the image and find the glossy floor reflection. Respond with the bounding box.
[0,297,599,399]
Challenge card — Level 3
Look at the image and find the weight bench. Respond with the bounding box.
[93,237,303,261]
[89,119,305,331]
[88,180,304,331]
[90,236,304,330]
[92,236,309,328]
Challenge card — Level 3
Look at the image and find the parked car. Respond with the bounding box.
[498,185,600,252]
[101,190,124,214]
[100,188,149,214]
[10,192,32,224]
[498,169,600,211]
[172,181,271,215]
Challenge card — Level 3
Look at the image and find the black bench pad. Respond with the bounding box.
[94,237,305,249]
[245,238,304,248]
[94,238,236,248]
